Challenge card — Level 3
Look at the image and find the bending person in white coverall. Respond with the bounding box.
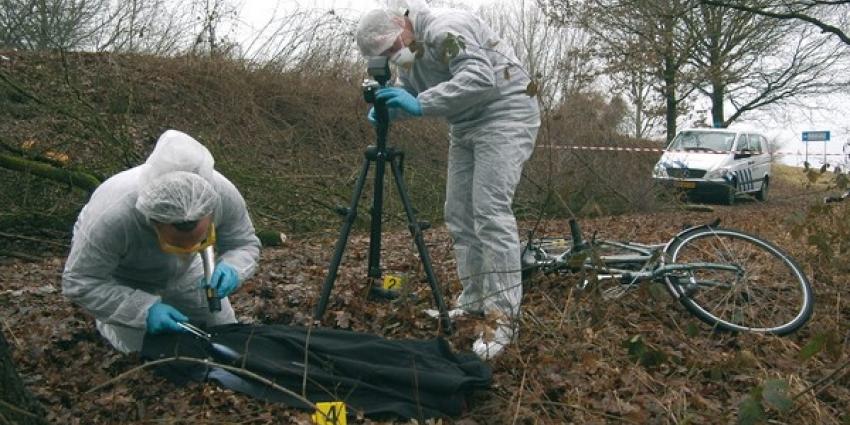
[356,0,540,359]
[62,130,261,353]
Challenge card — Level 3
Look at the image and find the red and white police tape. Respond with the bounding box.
[536,145,849,156]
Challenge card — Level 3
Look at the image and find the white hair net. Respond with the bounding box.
[356,9,404,57]
[135,130,219,223]
[356,0,431,56]
[136,171,220,223]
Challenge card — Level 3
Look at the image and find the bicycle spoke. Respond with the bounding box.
[664,228,812,334]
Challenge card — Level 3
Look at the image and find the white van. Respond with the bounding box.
[652,128,771,204]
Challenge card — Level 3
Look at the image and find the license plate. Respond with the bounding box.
[675,181,696,189]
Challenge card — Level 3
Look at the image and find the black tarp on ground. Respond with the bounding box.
[141,323,491,420]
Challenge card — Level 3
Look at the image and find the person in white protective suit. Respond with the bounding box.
[62,130,261,353]
[355,0,541,359]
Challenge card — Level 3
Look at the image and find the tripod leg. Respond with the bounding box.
[389,157,453,334]
[314,158,371,321]
[367,144,387,284]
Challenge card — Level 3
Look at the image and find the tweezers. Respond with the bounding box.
[177,322,212,341]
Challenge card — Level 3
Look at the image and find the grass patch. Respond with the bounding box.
[772,163,843,192]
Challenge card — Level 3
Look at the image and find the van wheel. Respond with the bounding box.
[756,178,769,201]
[721,182,736,205]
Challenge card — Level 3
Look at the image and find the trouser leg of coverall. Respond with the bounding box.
[446,139,485,313]
[445,125,537,321]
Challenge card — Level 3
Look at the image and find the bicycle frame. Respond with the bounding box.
[526,225,744,293]
[524,218,813,335]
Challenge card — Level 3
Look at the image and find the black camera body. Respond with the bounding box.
[362,79,381,103]
[362,56,391,103]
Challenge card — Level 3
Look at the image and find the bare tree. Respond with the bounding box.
[699,0,850,45]
[128,1,200,55]
[686,1,845,127]
[0,0,113,50]
[0,0,237,56]
[478,0,599,108]
[89,0,164,53]
[543,0,697,142]
[189,0,234,56]
[0,0,35,49]
[610,62,666,138]
[238,6,357,73]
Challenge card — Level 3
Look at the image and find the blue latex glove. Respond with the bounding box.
[375,87,422,117]
[146,302,188,334]
[367,106,400,126]
[210,262,240,298]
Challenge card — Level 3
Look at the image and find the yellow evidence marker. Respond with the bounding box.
[382,273,406,291]
[312,401,346,425]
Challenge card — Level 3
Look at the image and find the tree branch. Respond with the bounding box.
[699,0,850,45]
[0,152,100,193]
[0,400,46,424]
[791,357,850,405]
[87,355,321,413]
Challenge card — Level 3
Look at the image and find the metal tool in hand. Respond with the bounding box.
[176,322,240,361]
[200,245,221,312]
[176,321,212,340]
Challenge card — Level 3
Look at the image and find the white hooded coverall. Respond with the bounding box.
[62,131,261,353]
[395,8,541,319]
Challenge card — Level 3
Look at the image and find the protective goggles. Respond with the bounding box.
[156,223,216,254]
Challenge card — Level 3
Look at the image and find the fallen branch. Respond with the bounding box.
[534,400,641,424]
[511,358,528,425]
[0,152,100,194]
[0,251,43,262]
[790,357,850,415]
[86,355,318,412]
[0,399,46,424]
[0,232,68,248]
[0,318,21,349]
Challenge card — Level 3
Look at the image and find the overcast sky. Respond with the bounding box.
[231,1,850,164]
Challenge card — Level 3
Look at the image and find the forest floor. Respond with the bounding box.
[1,174,848,424]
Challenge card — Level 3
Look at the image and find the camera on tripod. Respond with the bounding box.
[314,54,453,334]
[362,56,391,103]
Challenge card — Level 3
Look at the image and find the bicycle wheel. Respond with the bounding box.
[663,227,813,335]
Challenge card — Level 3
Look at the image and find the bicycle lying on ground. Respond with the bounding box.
[520,219,813,335]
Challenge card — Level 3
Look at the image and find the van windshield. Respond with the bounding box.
[668,131,736,152]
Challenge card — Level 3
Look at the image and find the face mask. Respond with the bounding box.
[390,46,416,69]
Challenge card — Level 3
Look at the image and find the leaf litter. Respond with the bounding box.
[0,194,848,424]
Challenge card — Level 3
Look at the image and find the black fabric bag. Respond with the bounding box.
[141,323,491,420]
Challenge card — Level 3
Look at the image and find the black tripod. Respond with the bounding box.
[313,58,452,334]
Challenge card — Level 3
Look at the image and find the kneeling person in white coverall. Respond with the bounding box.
[356,0,541,359]
[62,130,261,353]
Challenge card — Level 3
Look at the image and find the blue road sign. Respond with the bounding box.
[802,131,830,142]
